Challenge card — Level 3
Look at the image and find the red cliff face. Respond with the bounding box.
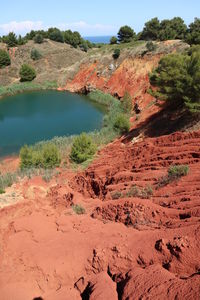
[61,55,161,111]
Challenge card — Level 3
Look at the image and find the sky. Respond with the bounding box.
[0,0,200,36]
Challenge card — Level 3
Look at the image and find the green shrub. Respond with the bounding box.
[70,133,97,163]
[49,28,64,43]
[34,34,44,44]
[19,145,34,169]
[157,164,189,188]
[79,40,88,52]
[113,48,120,59]
[126,184,153,199]
[17,35,26,45]
[72,204,85,214]
[20,143,61,169]
[146,41,157,52]
[121,91,132,113]
[0,49,11,68]
[5,32,18,47]
[168,165,189,179]
[42,144,61,168]
[31,48,42,60]
[113,113,130,134]
[110,36,118,44]
[19,64,36,82]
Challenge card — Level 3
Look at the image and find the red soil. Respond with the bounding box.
[60,56,161,112]
[0,129,200,299]
[0,155,19,174]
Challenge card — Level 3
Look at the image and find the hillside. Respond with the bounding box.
[0,130,200,299]
[0,39,86,86]
[0,39,200,299]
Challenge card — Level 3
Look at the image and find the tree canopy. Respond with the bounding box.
[110,36,118,44]
[48,28,64,43]
[186,18,200,45]
[140,17,160,40]
[140,17,187,41]
[4,32,18,47]
[149,47,200,113]
[118,26,136,43]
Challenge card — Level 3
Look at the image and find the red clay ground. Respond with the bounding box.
[0,130,200,299]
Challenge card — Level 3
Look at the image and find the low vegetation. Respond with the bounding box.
[146,41,157,52]
[0,172,17,191]
[34,34,44,44]
[20,143,61,169]
[0,168,60,191]
[157,164,189,188]
[19,64,36,82]
[0,49,11,68]
[0,81,57,98]
[111,184,153,200]
[113,113,130,134]
[70,133,97,163]
[17,90,131,169]
[121,91,132,113]
[88,90,117,107]
[110,36,117,44]
[168,164,189,179]
[31,48,42,60]
[113,48,120,59]
[72,204,86,215]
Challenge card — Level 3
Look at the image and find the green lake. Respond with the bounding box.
[0,90,105,157]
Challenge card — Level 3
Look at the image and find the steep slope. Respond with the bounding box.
[0,130,199,299]
[61,40,189,111]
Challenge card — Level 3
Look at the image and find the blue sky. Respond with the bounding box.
[0,0,200,36]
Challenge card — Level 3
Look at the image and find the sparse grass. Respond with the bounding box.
[126,184,153,199]
[88,90,117,108]
[111,184,153,200]
[88,40,145,55]
[111,191,122,200]
[72,204,86,215]
[0,81,58,98]
[0,172,17,190]
[157,164,189,188]
[42,169,54,182]
[0,167,60,190]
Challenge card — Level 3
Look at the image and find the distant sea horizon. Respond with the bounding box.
[84,35,113,44]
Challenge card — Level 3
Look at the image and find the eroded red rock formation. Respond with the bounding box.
[0,129,200,299]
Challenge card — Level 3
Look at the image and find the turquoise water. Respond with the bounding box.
[0,90,105,157]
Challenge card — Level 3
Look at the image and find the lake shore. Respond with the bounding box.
[0,81,58,100]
